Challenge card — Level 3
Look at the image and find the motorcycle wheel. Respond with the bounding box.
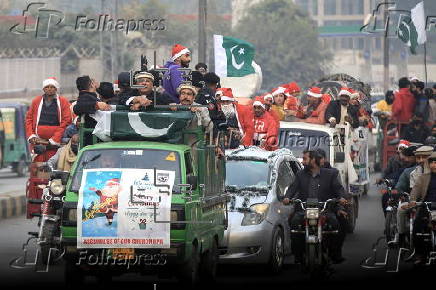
[385,210,397,245]
[267,227,284,274]
[40,220,59,265]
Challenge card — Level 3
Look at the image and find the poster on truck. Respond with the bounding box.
[77,168,175,249]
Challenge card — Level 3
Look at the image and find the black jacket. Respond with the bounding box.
[285,168,345,202]
[401,123,430,144]
[195,87,215,105]
[73,91,100,128]
[325,100,360,128]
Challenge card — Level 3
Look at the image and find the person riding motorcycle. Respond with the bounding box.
[407,152,436,264]
[283,150,347,264]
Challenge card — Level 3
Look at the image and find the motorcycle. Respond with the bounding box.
[290,198,339,278]
[410,201,436,264]
[37,169,69,265]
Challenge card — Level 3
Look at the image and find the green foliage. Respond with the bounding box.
[233,0,331,89]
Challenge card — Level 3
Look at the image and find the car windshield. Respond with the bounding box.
[70,149,181,193]
[226,160,269,190]
[278,128,331,160]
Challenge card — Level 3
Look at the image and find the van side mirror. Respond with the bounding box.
[334,152,345,163]
[187,175,198,190]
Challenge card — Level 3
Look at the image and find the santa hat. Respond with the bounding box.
[171,44,190,61]
[271,87,286,97]
[105,178,120,186]
[307,87,322,98]
[43,77,60,89]
[177,83,197,96]
[285,82,301,95]
[217,88,235,102]
[338,87,352,97]
[398,139,411,150]
[350,89,360,99]
[253,100,266,110]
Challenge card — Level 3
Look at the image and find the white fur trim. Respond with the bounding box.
[307,91,322,98]
[172,48,190,61]
[27,134,38,143]
[220,96,235,102]
[271,87,285,97]
[328,117,337,123]
[253,101,265,109]
[43,78,59,89]
[338,89,352,97]
[48,138,60,146]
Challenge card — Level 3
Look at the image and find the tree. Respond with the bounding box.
[233,0,331,90]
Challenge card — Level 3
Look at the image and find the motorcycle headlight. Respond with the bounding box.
[68,209,77,222]
[50,179,65,196]
[431,211,436,222]
[306,208,319,220]
[241,203,269,226]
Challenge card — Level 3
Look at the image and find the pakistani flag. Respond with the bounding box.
[92,110,193,143]
[398,1,427,55]
[214,35,262,98]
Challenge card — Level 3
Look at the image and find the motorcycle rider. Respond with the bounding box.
[283,150,346,264]
[408,152,436,264]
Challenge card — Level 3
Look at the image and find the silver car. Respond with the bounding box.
[219,147,303,273]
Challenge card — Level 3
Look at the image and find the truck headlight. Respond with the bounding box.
[241,203,269,226]
[68,209,77,222]
[50,179,65,195]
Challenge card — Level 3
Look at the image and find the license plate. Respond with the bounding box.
[112,248,135,260]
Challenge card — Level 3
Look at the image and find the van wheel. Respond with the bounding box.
[65,260,85,288]
[200,239,218,282]
[268,227,284,274]
[177,243,200,286]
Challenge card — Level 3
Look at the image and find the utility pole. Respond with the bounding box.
[383,1,389,92]
[198,0,207,64]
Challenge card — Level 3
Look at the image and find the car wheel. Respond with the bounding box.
[268,227,284,274]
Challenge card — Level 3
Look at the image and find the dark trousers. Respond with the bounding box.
[413,207,432,257]
[290,210,347,260]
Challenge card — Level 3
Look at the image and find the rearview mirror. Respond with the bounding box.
[187,175,198,190]
[334,152,345,163]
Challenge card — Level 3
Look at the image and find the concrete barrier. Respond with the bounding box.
[0,191,26,220]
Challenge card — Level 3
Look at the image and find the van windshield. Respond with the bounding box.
[70,149,181,193]
[226,160,269,191]
[278,128,331,160]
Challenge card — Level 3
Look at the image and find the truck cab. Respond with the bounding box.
[61,109,227,285]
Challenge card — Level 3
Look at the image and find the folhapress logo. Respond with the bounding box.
[9,2,64,39]
[10,2,166,39]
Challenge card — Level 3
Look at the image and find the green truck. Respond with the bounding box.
[61,109,227,285]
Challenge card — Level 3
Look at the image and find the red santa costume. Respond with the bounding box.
[252,101,279,151]
[283,82,301,113]
[25,78,72,162]
[91,178,120,225]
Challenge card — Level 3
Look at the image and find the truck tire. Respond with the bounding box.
[200,239,218,282]
[268,227,284,274]
[40,220,59,265]
[177,243,200,286]
[65,260,85,288]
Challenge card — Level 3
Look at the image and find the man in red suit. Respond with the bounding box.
[252,101,278,151]
[25,77,72,162]
[392,77,416,123]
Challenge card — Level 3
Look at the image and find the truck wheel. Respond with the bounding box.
[177,243,200,286]
[65,260,85,288]
[16,160,28,177]
[40,221,59,265]
[268,227,284,274]
[200,239,218,282]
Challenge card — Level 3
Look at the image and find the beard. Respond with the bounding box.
[221,104,236,119]
[181,60,190,68]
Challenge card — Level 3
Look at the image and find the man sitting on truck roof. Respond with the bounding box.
[295,87,328,125]
[172,83,213,133]
[325,88,360,129]
[252,100,278,151]
[120,72,173,111]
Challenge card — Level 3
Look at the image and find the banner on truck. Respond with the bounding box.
[77,168,175,248]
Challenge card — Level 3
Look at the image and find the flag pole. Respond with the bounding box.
[424,42,428,86]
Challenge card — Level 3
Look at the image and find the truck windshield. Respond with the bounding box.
[70,149,181,193]
[278,128,331,160]
[226,160,269,190]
